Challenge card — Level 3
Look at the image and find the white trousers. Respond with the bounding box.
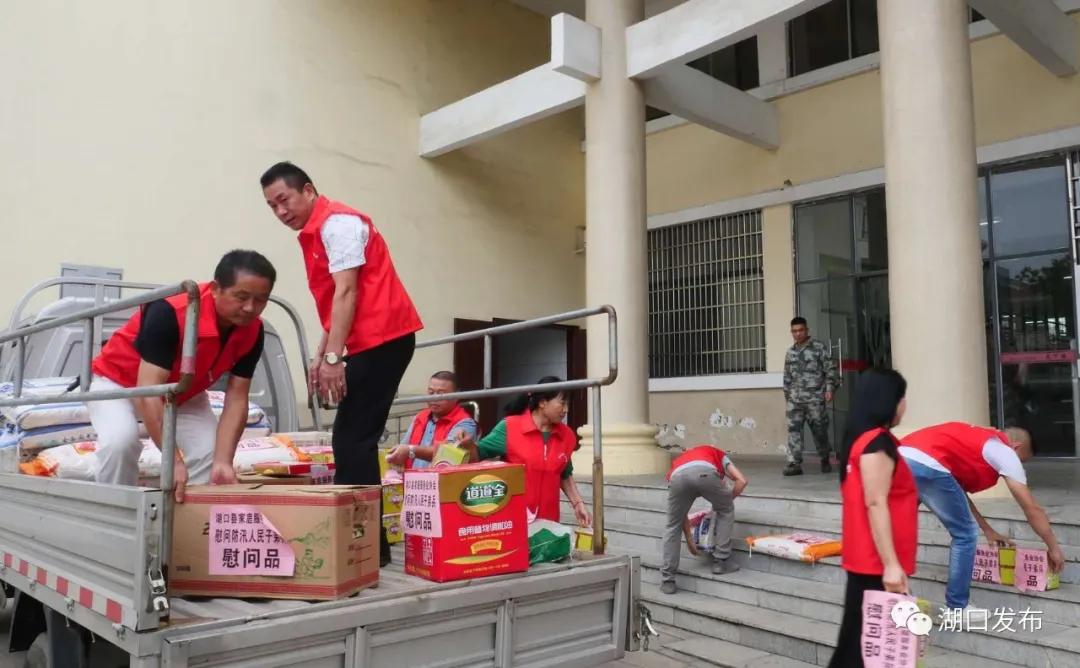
[86,375,216,486]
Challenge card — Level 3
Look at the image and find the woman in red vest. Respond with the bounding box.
[828,368,917,668]
[460,377,590,526]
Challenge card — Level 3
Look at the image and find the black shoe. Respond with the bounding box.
[821,459,833,474]
[783,463,804,477]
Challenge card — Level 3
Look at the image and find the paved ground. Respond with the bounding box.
[595,453,1080,516]
[0,600,27,668]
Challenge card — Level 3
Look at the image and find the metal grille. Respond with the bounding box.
[648,210,766,378]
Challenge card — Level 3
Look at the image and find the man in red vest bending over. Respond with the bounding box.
[261,162,423,566]
[385,371,477,469]
[89,250,276,502]
[900,422,1065,611]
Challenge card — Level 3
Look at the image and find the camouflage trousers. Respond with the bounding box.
[786,400,831,464]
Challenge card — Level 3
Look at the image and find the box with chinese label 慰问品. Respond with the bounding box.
[402,462,528,583]
[170,484,380,600]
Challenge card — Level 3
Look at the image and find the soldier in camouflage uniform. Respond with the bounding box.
[782,317,840,476]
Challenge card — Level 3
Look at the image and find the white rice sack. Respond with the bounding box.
[745,532,842,563]
[20,442,99,481]
[240,424,272,439]
[0,377,88,430]
[137,439,162,478]
[231,437,306,474]
[6,423,99,451]
[691,511,717,553]
[206,391,266,426]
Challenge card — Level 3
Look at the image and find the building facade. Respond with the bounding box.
[5,1,1080,471]
[641,0,1080,462]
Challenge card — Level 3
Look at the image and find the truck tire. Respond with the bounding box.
[23,632,48,668]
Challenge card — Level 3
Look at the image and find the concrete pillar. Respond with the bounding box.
[878,0,990,433]
[575,0,667,476]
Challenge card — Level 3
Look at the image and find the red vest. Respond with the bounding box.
[667,445,727,481]
[407,404,473,446]
[92,283,262,405]
[841,428,918,576]
[298,196,422,354]
[903,422,1008,493]
[504,413,576,522]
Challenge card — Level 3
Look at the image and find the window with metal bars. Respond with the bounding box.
[648,210,766,378]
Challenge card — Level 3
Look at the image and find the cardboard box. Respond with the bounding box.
[573,527,607,553]
[382,483,404,514]
[384,514,403,544]
[378,449,397,480]
[251,462,335,478]
[272,431,332,448]
[403,462,528,583]
[999,565,1061,590]
[238,472,334,486]
[171,484,380,600]
[432,443,470,466]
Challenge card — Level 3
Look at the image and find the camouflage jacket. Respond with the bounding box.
[783,338,839,404]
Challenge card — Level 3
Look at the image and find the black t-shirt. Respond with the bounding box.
[134,300,264,378]
[861,432,898,459]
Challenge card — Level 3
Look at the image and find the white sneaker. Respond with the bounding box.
[961,606,990,626]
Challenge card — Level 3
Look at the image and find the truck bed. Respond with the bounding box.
[131,549,636,667]
[167,548,522,623]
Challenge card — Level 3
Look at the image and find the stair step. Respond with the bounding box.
[642,576,1080,667]
[567,499,1080,560]
[573,511,1080,584]
[575,480,1080,546]
[646,622,1023,668]
[662,635,818,668]
[642,582,836,665]
[619,540,1080,626]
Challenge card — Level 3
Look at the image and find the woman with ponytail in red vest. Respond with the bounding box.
[828,368,918,668]
[459,377,591,527]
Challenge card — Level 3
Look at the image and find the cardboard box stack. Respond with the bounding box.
[171,484,380,601]
[403,462,528,583]
[379,449,404,545]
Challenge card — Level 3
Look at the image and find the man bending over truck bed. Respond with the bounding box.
[87,250,276,501]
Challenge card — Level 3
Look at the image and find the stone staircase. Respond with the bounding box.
[564,474,1080,667]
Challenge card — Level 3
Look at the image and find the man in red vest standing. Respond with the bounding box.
[900,422,1065,612]
[261,162,423,566]
[89,250,276,502]
[385,371,477,469]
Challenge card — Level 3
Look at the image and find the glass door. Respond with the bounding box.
[982,157,1077,456]
[794,189,889,451]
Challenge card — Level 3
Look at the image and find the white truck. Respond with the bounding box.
[0,277,646,668]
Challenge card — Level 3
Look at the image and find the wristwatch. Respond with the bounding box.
[408,445,416,461]
[323,352,342,365]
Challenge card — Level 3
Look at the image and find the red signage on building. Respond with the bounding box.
[841,359,870,372]
[999,350,1078,365]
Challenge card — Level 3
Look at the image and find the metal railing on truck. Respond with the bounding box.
[388,305,619,556]
[0,281,202,637]
[0,281,619,646]
[5,276,324,431]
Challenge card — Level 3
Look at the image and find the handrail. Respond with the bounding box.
[391,304,618,556]
[392,305,618,406]
[5,276,322,430]
[0,280,201,621]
